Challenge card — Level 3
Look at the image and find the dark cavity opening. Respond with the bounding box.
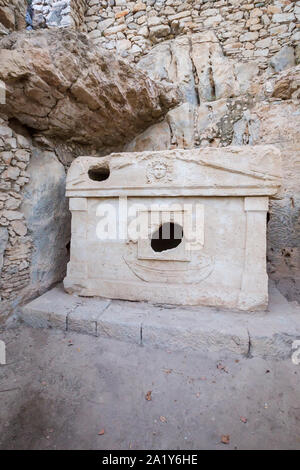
[88,166,110,182]
[151,222,183,253]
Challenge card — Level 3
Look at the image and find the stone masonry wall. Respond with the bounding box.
[32,0,87,30]
[0,114,70,322]
[0,0,27,35]
[85,0,300,67]
[0,116,32,319]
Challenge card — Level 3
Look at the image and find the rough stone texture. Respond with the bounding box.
[21,147,70,301]
[32,0,87,31]
[0,26,179,323]
[0,1,299,318]
[0,226,8,272]
[0,28,180,149]
[64,148,281,311]
[0,114,71,322]
[270,45,295,72]
[126,34,300,304]
[0,0,27,35]
[0,116,32,320]
[82,0,300,69]
[21,282,300,360]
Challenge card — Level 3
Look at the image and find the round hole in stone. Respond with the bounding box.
[88,165,110,182]
[151,222,183,253]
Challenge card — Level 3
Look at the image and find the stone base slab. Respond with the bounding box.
[20,282,300,360]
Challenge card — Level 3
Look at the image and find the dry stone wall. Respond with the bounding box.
[85,0,300,68]
[0,116,32,319]
[0,0,27,35]
[0,114,71,322]
[31,0,87,30]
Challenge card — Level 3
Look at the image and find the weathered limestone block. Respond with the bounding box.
[267,64,300,100]
[125,121,171,153]
[138,32,243,104]
[22,148,70,299]
[0,0,27,34]
[64,147,282,311]
[270,46,296,73]
[0,29,180,149]
[137,36,198,106]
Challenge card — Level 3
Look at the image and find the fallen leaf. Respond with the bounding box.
[160,416,167,423]
[145,390,152,401]
[98,429,105,436]
[221,435,230,444]
[217,363,228,373]
[240,416,247,423]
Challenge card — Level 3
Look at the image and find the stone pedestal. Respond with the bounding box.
[64,147,282,311]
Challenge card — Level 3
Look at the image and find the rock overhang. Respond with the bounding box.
[0,29,181,148]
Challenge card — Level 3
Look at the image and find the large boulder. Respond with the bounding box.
[0,29,180,149]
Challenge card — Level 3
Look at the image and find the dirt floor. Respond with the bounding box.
[0,325,300,450]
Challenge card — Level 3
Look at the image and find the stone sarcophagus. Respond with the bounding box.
[64,147,282,311]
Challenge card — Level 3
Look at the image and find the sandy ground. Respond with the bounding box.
[0,325,300,450]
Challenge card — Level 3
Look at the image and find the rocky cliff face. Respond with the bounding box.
[126,32,300,303]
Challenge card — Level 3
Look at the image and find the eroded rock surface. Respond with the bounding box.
[0,0,27,35]
[0,28,180,149]
[127,33,300,303]
[22,148,70,301]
